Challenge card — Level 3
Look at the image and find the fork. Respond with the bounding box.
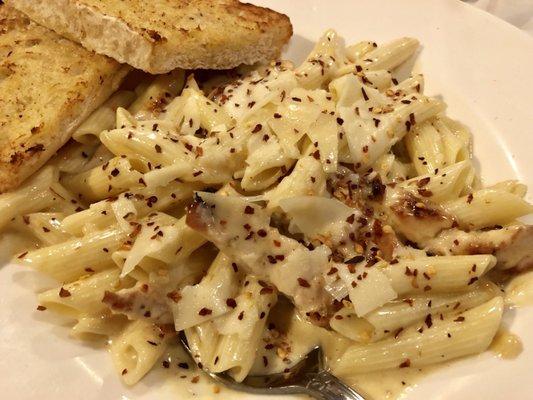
[179,333,366,400]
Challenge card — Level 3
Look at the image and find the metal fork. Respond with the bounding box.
[179,333,366,400]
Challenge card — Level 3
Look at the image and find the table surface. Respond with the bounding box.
[470,0,533,34]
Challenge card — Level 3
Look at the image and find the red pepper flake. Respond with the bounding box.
[178,362,189,369]
[17,251,28,259]
[454,316,465,322]
[244,205,254,214]
[155,144,162,153]
[191,376,200,384]
[425,314,433,328]
[265,343,274,350]
[334,315,343,320]
[147,340,158,346]
[361,87,369,101]
[267,255,277,264]
[399,359,411,368]
[418,189,433,197]
[275,255,285,261]
[260,287,274,295]
[245,232,255,240]
[226,298,237,308]
[59,287,71,298]
[409,112,416,126]
[467,277,478,285]
[466,193,474,204]
[162,360,170,368]
[36,305,47,311]
[273,240,281,247]
[166,291,182,303]
[394,327,404,338]
[297,278,310,288]
[85,267,95,273]
[346,214,355,224]
[273,113,282,119]
[238,311,245,320]
[110,168,120,177]
[122,368,128,375]
[336,117,344,125]
[312,150,320,160]
[417,177,430,187]
[257,229,267,237]
[252,124,262,133]
[259,311,266,319]
[231,262,239,272]
[423,285,432,291]
[198,308,212,316]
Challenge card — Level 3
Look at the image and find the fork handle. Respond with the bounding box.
[302,370,366,400]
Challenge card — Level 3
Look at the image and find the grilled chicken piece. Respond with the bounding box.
[425,225,533,271]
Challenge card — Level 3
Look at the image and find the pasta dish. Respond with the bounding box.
[1,30,532,396]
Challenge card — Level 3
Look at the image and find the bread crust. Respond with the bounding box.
[0,5,129,192]
[8,0,293,73]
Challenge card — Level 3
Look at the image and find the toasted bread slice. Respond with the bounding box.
[0,5,129,192]
[8,0,293,74]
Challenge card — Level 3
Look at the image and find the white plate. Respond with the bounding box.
[1,0,532,399]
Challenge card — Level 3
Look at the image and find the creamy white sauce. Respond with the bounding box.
[489,329,523,359]
[505,270,533,307]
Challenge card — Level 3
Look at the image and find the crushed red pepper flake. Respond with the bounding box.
[297,278,310,288]
[425,314,433,328]
[226,298,237,308]
[399,359,411,368]
[467,277,478,285]
[244,205,254,214]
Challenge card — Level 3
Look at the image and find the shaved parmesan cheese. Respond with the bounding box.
[338,263,397,317]
[279,196,357,241]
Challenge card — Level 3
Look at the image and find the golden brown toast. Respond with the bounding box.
[8,0,293,74]
[0,4,129,192]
